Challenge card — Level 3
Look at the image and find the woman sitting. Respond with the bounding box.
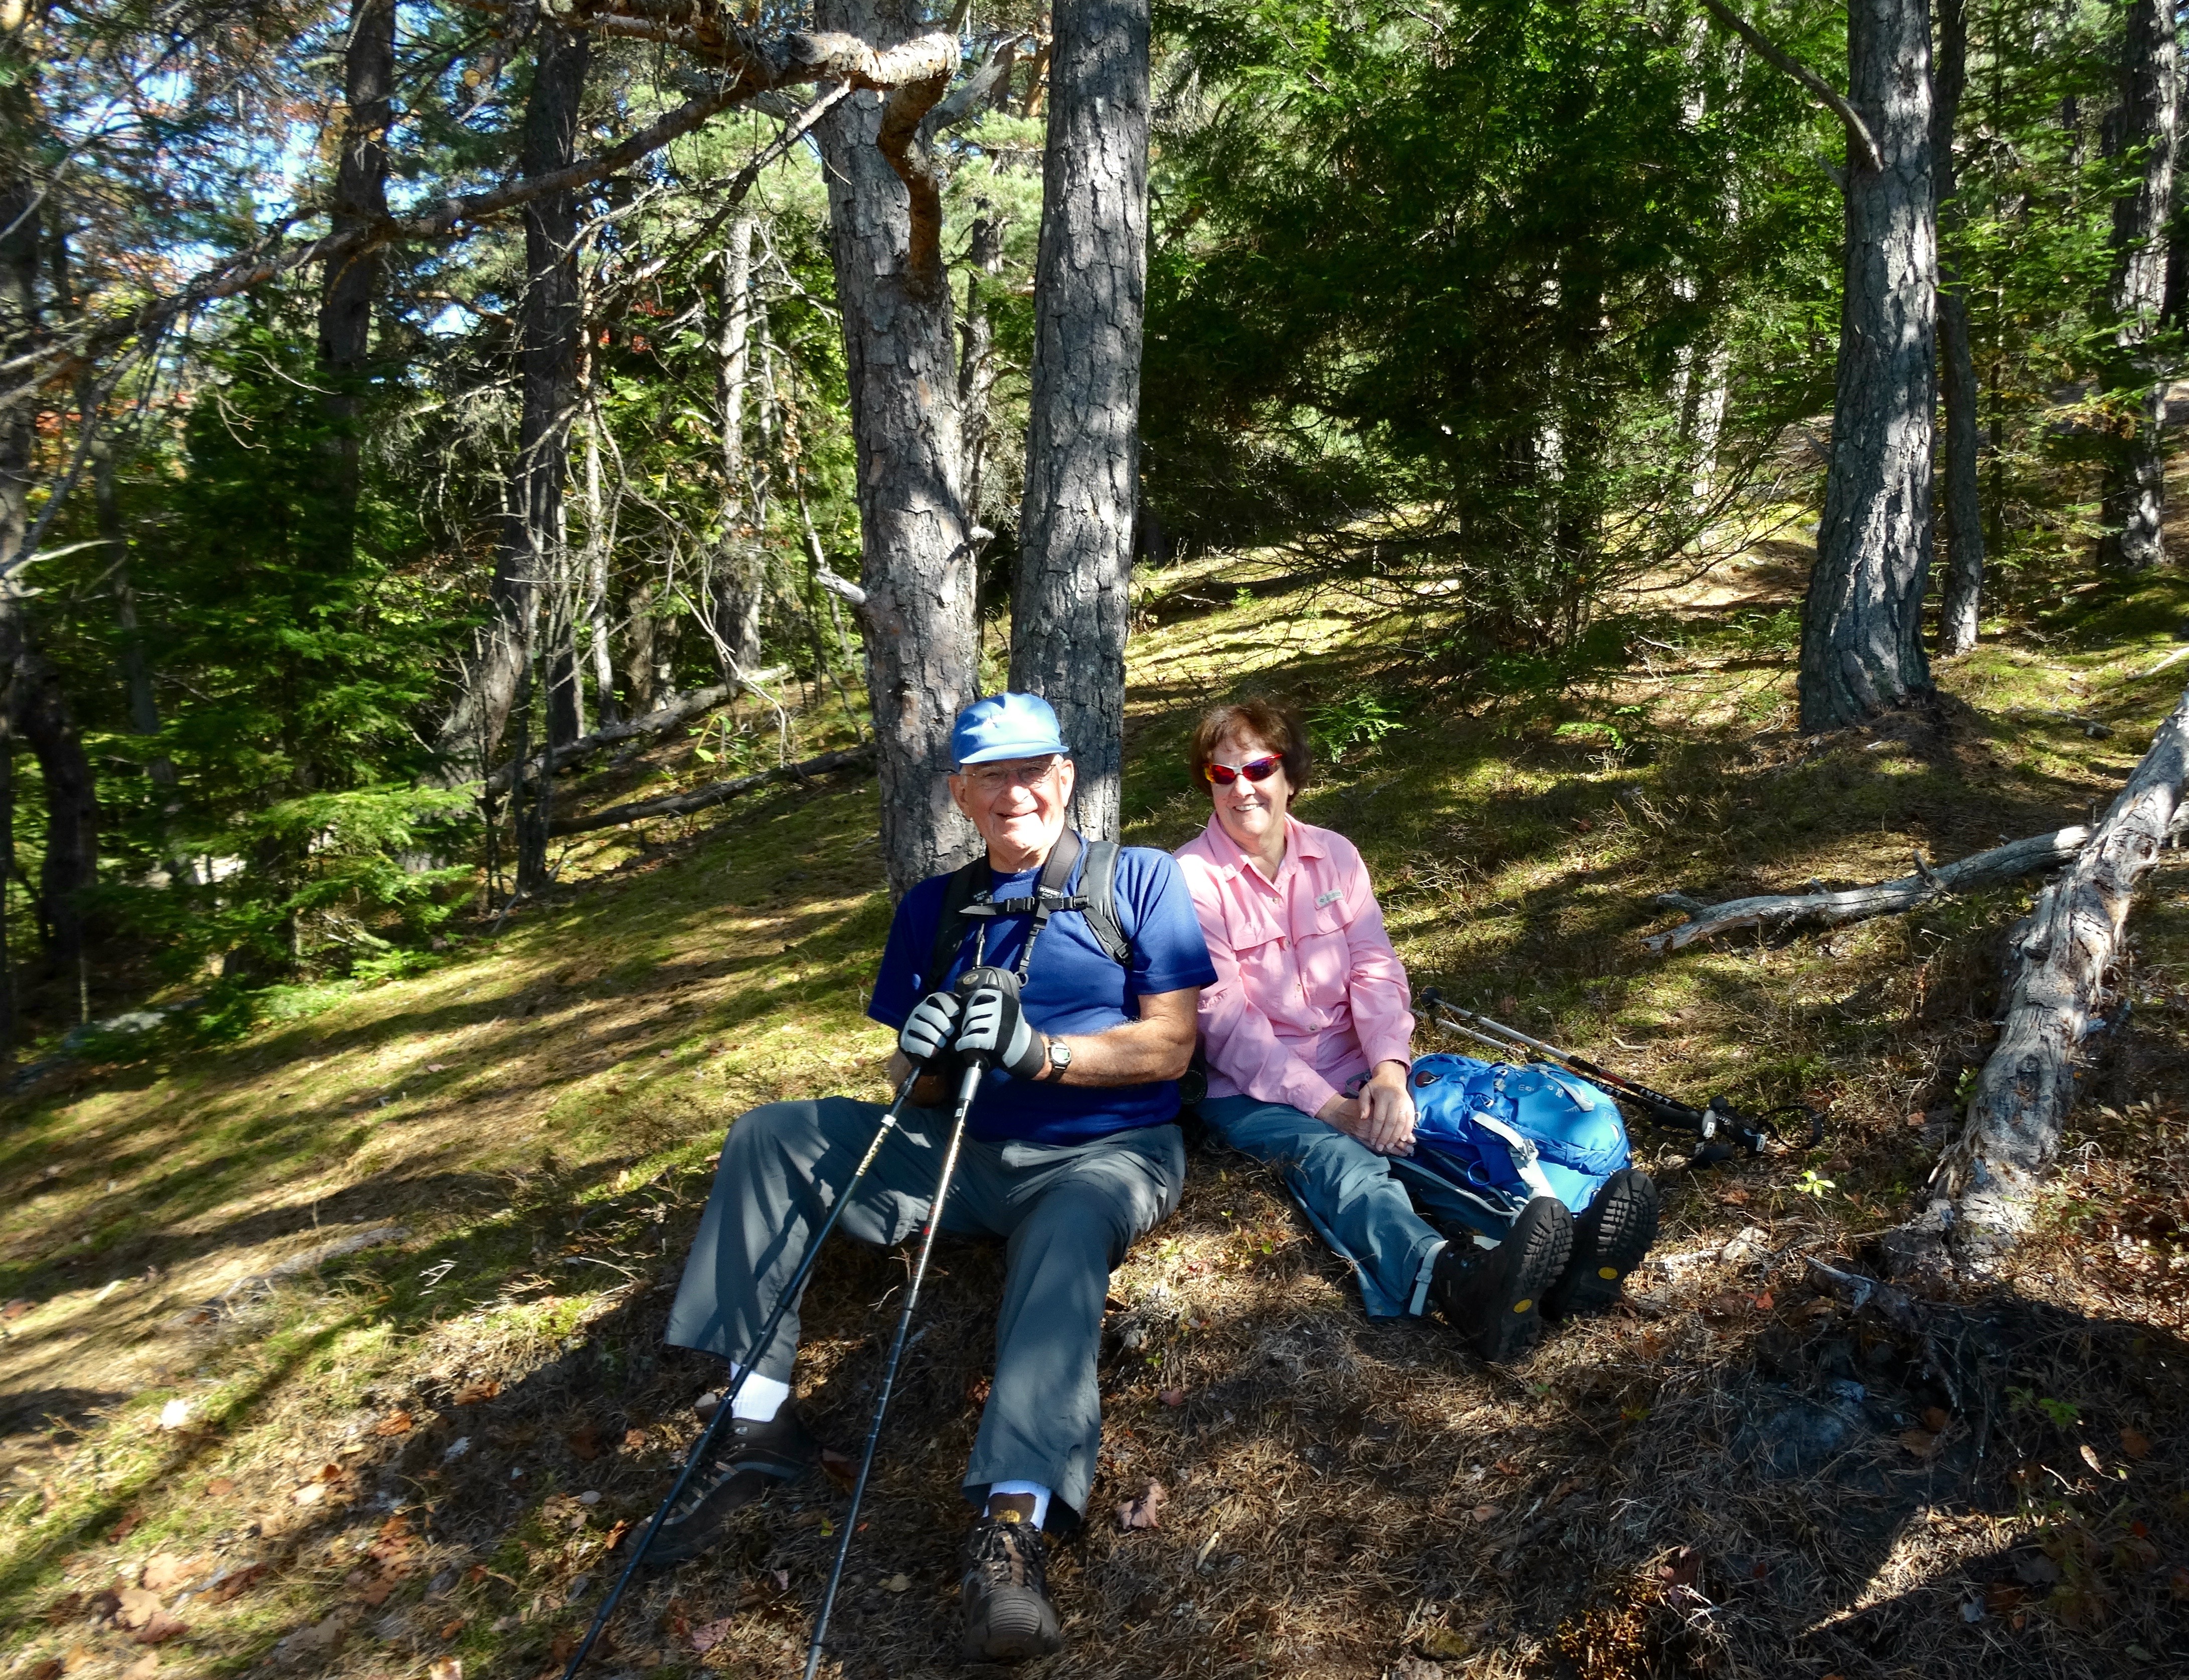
[1171,699,1656,1360]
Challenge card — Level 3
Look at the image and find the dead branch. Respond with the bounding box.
[1696,0,1883,172]
[483,683,736,793]
[1640,825,2093,952]
[1917,682,2189,1259]
[547,744,876,836]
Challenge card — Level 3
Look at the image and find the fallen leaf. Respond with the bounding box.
[207,1561,270,1602]
[819,1446,856,1491]
[1491,1457,1523,1476]
[688,1616,734,1653]
[138,1556,197,1594]
[427,1661,462,1680]
[2168,1565,2189,1599]
[1116,1479,1167,1531]
[1658,1547,1702,1590]
[2080,1443,2105,1474]
[603,1519,631,1551]
[107,1508,143,1543]
[450,1378,499,1406]
[121,1656,159,1679]
[1702,1293,1749,1322]
[772,1569,790,1591]
[28,1663,60,1680]
[1899,1429,1942,1460]
[2,1296,33,1320]
[205,1477,236,1497]
[566,1422,602,1460]
[132,1610,188,1645]
[1469,1503,1502,1523]
[1718,1189,1750,1206]
[1923,1407,1950,1433]
[2121,1426,2153,1460]
[1984,1582,2025,1616]
[60,1648,93,1675]
[292,1481,327,1506]
[880,1573,910,1593]
[1158,1387,1186,1407]
[352,1573,400,1607]
[438,1616,466,1640]
[112,1588,165,1630]
[372,1410,414,1436]
[425,1063,447,1073]
[1752,1290,1774,1312]
[622,1428,646,1450]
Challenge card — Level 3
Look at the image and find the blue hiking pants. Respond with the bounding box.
[1200,1093,1484,1319]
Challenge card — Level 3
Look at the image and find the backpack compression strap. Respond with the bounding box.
[921,830,1134,990]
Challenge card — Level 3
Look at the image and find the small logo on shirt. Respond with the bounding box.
[1315,887,1343,907]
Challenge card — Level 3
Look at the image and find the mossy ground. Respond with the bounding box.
[4,528,2188,1680]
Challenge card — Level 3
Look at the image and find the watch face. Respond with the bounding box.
[1050,1040,1071,1067]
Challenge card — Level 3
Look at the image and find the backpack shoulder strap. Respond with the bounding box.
[923,854,990,994]
[1079,840,1135,967]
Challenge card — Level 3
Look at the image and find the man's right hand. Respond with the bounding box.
[899,990,964,1067]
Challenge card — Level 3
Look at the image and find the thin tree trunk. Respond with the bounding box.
[711,214,764,676]
[318,0,394,509]
[625,569,659,713]
[1933,0,1985,654]
[2096,0,2177,573]
[434,25,590,770]
[1797,0,1938,732]
[580,399,617,725]
[815,0,978,894]
[958,211,1004,522]
[1009,0,1149,841]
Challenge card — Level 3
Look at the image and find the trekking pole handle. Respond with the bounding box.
[559,1065,924,1680]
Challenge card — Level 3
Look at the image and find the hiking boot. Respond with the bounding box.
[1543,1169,1660,1320]
[644,1408,820,1566]
[1429,1197,1573,1361]
[960,1496,1062,1662]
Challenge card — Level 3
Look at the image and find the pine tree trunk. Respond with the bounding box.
[433,26,590,769]
[2096,0,2177,573]
[1009,0,1149,841]
[711,215,765,676]
[958,212,1005,521]
[318,0,393,506]
[1933,0,1985,655]
[580,403,618,726]
[1797,0,1938,732]
[815,0,978,895]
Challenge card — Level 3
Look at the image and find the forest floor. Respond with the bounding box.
[4,526,2189,1680]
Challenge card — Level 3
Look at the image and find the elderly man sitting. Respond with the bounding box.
[651,692,1216,1662]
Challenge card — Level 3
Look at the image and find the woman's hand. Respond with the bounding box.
[1315,1062,1415,1156]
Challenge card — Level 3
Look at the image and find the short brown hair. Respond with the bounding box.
[1188,699,1310,793]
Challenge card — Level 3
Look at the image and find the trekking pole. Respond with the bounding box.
[558,1065,926,1680]
[1418,988,1817,1160]
[801,1036,990,1678]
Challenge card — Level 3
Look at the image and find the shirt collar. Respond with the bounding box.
[1200,812,1321,879]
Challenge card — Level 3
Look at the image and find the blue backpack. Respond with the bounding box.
[1405,1053,1633,1238]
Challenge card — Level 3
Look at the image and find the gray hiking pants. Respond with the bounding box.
[665,1094,1185,1527]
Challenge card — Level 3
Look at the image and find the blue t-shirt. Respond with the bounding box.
[868,841,1217,1144]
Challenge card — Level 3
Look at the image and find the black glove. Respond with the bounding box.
[952,967,1047,1081]
[898,989,963,1068]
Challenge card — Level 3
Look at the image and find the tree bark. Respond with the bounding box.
[1008,0,1149,841]
[434,25,591,770]
[318,0,394,503]
[2096,0,2177,573]
[710,214,765,676]
[1920,683,2189,1259]
[815,0,979,895]
[958,210,1005,525]
[1797,0,1938,733]
[1932,0,1985,656]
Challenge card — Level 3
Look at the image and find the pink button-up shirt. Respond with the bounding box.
[1173,814,1415,1116]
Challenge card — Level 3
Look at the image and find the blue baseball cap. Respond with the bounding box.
[952,692,1069,767]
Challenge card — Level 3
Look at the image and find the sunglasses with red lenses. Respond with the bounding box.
[1203,754,1284,786]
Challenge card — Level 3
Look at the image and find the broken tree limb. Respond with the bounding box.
[1917,682,2189,1260]
[1640,825,2093,952]
[484,684,734,793]
[548,744,876,836]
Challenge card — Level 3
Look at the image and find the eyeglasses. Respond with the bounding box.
[962,758,1062,794]
[1203,755,1284,786]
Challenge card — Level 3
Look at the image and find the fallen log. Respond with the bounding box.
[1640,825,2092,952]
[484,684,735,793]
[548,743,876,836]
[1888,681,2189,1273]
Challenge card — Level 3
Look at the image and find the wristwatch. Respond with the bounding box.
[1043,1037,1072,1082]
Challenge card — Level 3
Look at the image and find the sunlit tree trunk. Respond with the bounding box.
[1933,0,1985,654]
[1798,0,1938,731]
[711,214,765,676]
[1009,0,1149,841]
[815,0,978,894]
[2096,0,2177,573]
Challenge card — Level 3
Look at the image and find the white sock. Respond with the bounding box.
[727,1365,789,1423]
[987,1479,1051,1530]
